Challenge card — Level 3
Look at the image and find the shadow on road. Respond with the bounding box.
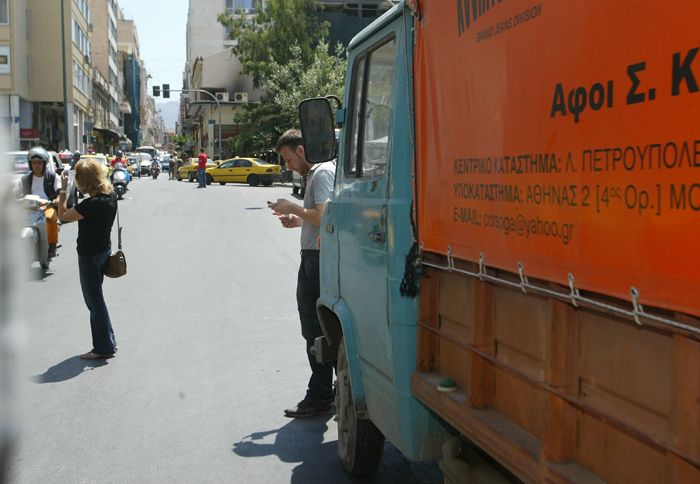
[232,417,443,483]
[32,355,109,383]
[233,416,352,483]
[28,267,54,282]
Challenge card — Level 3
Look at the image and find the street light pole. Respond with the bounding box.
[171,89,222,158]
[60,0,70,150]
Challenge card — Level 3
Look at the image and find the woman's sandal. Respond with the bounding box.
[80,351,115,360]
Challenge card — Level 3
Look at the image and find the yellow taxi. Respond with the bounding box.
[204,157,282,186]
[81,154,111,177]
[177,158,217,182]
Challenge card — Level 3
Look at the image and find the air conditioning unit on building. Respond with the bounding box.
[215,92,229,102]
[233,92,248,103]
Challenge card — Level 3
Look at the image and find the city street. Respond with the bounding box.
[10,175,441,484]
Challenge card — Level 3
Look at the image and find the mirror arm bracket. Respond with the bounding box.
[325,95,343,110]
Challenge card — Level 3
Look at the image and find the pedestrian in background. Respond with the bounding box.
[169,155,176,180]
[58,159,118,360]
[197,148,207,188]
[269,129,336,418]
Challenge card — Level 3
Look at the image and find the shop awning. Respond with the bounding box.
[93,127,122,141]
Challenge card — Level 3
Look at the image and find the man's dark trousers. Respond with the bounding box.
[297,249,334,403]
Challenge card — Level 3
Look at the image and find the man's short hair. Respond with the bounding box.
[275,129,303,152]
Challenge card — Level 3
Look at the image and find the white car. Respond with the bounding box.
[138,153,153,175]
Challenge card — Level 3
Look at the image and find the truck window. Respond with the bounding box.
[346,37,396,178]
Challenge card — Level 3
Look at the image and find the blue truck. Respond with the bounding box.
[299,1,700,482]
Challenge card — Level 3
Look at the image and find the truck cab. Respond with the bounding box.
[300,2,451,475]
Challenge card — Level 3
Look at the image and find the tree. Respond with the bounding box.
[229,41,346,155]
[218,0,328,88]
[218,1,346,155]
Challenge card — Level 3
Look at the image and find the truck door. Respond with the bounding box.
[336,34,398,386]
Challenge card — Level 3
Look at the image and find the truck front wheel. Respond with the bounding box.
[336,339,385,476]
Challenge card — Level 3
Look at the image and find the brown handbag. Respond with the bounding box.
[104,203,127,278]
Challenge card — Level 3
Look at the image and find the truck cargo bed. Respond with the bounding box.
[413,256,700,483]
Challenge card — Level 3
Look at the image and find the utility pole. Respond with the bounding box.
[60,0,70,150]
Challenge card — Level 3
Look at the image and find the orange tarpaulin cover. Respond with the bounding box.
[415,1,700,317]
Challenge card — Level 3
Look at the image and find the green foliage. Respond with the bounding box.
[230,41,346,155]
[171,134,190,147]
[218,1,346,155]
[218,0,328,88]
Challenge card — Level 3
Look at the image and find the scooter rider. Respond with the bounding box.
[17,147,61,258]
[110,150,123,169]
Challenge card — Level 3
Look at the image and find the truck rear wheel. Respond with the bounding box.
[336,339,384,476]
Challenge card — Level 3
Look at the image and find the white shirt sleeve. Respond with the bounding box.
[312,165,335,206]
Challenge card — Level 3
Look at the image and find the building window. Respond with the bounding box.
[73,60,91,96]
[73,0,90,23]
[225,0,260,14]
[72,18,91,56]
[0,0,8,25]
[0,45,10,74]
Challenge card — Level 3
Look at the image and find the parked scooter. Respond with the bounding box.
[111,162,131,200]
[19,195,52,271]
[151,160,160,180]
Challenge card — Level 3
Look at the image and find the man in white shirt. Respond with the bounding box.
[269,129,336,418]
[17,147,62,258]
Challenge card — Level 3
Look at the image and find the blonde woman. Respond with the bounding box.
[58,159,118,360]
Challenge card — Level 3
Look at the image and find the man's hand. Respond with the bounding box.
[278,214,302,228]
[268,198,296,215]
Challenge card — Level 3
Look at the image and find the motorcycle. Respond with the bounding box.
[111,164,130,200]
[19,195,52,271]
[151,161,160,180]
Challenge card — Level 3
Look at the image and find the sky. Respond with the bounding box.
[118,0,189,103]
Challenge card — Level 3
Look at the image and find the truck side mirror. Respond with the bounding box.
[299,98,336,164]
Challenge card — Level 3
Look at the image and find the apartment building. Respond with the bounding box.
[0,0,94,151]
[0,0,153,152]
[89,0,123,152]
[180,0,392,155]
[116,15,143,148]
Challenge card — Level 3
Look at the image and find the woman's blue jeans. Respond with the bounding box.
[78,250,116,354]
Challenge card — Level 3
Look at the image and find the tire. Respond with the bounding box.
[219,182,226,186]
[188,172,195,183]
[336,339,385,476]
[205,174,213,185]
[292,185,299,195]
[247,174,259,186]
[262,181,272,187]
[300,187,306,197]
[177,171,182,181]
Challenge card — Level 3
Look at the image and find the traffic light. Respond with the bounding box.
[153,85,161,97]
[162,84,170,98]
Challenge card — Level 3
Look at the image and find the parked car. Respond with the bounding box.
[204,158,282,186]
[292,171,306,196]
[177,158,217,182]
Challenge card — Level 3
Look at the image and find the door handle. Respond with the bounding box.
[367,231,385,243]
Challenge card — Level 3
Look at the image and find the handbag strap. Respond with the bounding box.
[116,201,123,250]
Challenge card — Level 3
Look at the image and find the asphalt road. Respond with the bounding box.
[9,173,442,484]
